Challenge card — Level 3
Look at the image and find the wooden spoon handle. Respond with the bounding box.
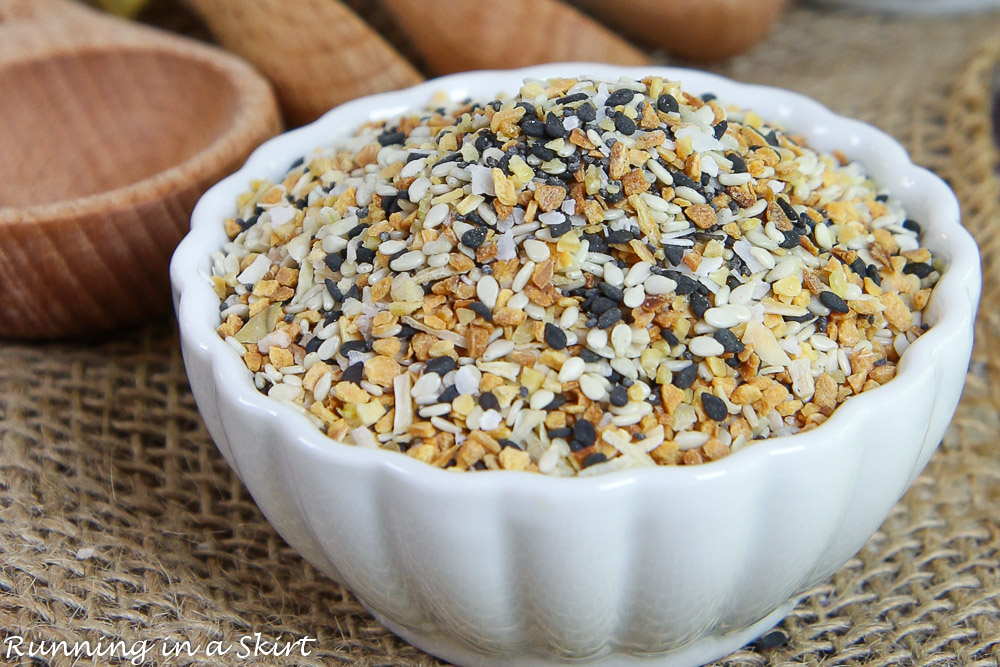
[186,0,423,126]
[379,0,649,75]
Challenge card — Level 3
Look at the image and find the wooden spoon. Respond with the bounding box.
[571,0,790,62]
[379,0,649,75]
[185,0,424,126]
[0,0,282,339]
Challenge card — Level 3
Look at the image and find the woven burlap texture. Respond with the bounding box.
[1,7,999,666]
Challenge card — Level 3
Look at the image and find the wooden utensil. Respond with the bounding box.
[572,0,789,61]
[379,0,649,75]
[0,0,282,339]
[185,0,424,127]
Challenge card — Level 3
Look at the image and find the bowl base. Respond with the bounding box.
[365,599,797,666]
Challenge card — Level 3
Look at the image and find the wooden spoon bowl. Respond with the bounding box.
[0,0,281,339]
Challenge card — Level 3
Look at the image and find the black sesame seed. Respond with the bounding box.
[819,291,850,313]
[550,220,572,238]
[424,357,457,375]
[576,102,597,123]
[764,129,780,146]
[664,245,685,266]
[701,92,717,102]
[784,313,815,323]
[544,323,567,350]
[609,385,629,407]
[338,340,367,356]
[903,262,933,278]
[662,329,679,346]
[356,246,375,264]
[866,264,882,286]
[521,118,545,137]
[544,394,567,411]
[672,171,700,191]
[614,114,637,136]
[287,155,305,170]
[606,88,635,107]
[902,219,922,234]
[530,142,557,161]
[727,152,747,173]
[324,252,344,272]
[304,336,323,353]
[756,630,789,650]
[478,392,500,411]
[377,130,405,146]
[656,94,679,114]
[405,151,429,163]
[579,349,601,363]
[345,284,361,301]
[461,226,487,249]
[672,363,698,390]
[702,393,727,421]
[437,385,459,404]
[713,120,728,140]
[725,356,741,368]
[689,292,710,318]
[597,307,622,329]
[589,296,617,315]
[324,278,343,302]
[776,198,799,222]
[572,419,597,447]
[556,92,588,104]
[598,282,624,302]
[713,328,745,354]
[582,452,608,468]
[545,112,568,138]
[607,229,633,244]
[875,193,889,203]
[778,228,801,250]
[474,130,496,153]
[499,438,523,451]
[469,302,493,321]
[850,257,867,278]
[343,362,364,384]
[548,427,573,439]
[347,223,367,239]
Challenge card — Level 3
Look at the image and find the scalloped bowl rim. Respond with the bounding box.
[171,63,980,500]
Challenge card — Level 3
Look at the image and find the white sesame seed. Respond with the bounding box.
[749,247,776,270]
[703,308,739,329]
[675,431,710,450]
[476,275,499,309]
[507,292,529,311]
[512,261,535,292]
[644,274,677,295]
[623,284,646,308]
[579,373,607,401]
[379,239,407,255]
[689,336,725,357]
[674,186,706,204]
[529,390,555,411]
[624,261,652,287]
[523,239,550,262]
[424,202,451,228]
[611,323,632,357]
[390,251,426,271]
[560,306,580,329]
[719,171,752,187]
[313,371,333,402]
[587,328,608,350]
[482,338,514,362]
[558,357,586,383]
[603,262,625,287]
[418,403,451,418]
[407,176,431,202]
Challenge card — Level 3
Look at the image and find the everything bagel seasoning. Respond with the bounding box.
[210,76,940,476]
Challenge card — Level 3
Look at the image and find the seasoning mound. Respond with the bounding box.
[211,76,940,476]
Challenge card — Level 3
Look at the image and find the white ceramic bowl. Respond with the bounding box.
[170,64,981,666]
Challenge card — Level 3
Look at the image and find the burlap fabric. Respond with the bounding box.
[1,6,999,665]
